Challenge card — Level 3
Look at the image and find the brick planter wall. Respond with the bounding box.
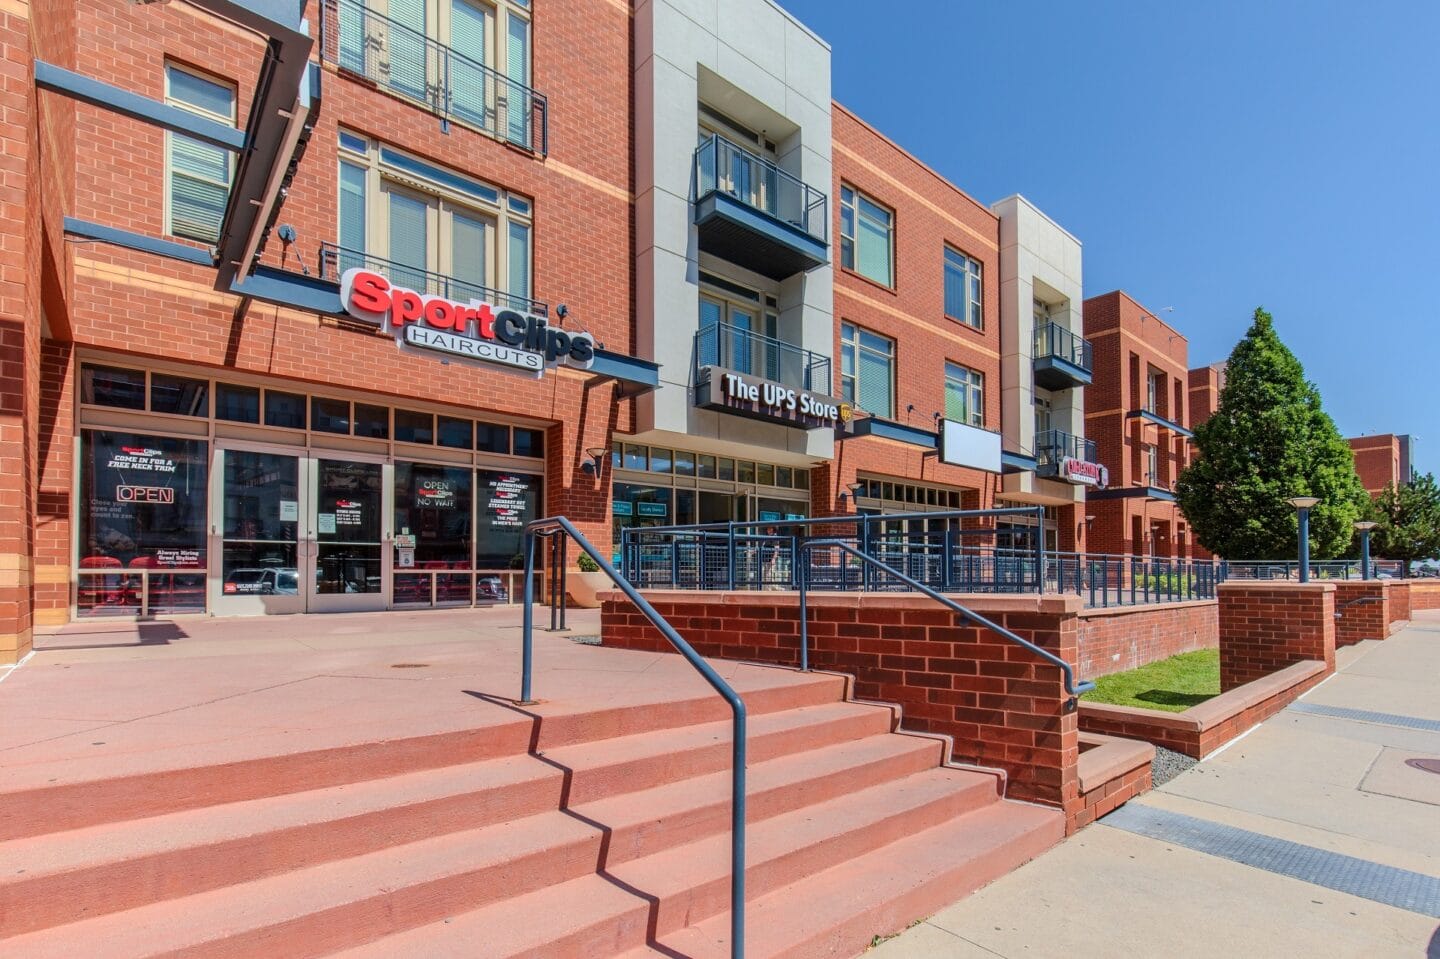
[1079,660,1328,759]
[1076,600,1217,679]
[1216,582,1335,692]
[1388,581,1411,628]
[1332,581,1390,647]
[600,591,1084,820]
[1076,733,1154,830]
[1411,581,1440,611]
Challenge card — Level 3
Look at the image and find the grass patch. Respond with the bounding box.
[1081,648,1220,713]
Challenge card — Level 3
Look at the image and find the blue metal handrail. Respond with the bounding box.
[694,320,832,393]
[795,539,1094,699]
[693,133,827,242]
[520,516,747,959]
[318,243,547,316]
[322,0,548,155]
[1033,321,1092,372]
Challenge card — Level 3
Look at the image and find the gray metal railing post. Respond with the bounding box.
[558,536,568,631]
[519,531,537,704]
[942,529,954,592]
[797,553,810,672]
[727,522,737,591]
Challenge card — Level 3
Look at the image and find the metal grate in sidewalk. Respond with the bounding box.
[1286,702,1440,733]
[1102,804,1440,918]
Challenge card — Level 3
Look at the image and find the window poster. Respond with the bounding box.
[477,470,542,569]
[80,430,208,569]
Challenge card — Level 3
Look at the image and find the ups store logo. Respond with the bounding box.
[695,366,845,431]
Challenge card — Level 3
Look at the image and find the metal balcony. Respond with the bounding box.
[692,134,827,280]
[694,320,831,394]
[322,0,547,156]
[1035,428,1101,480]
[1033,321,1093,390]
[319,244,547,316]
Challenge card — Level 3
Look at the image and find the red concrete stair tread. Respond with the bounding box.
[0,703,895,937]
[623,801,1063,959]
[322,769,1001,959]
[0,668,847,841]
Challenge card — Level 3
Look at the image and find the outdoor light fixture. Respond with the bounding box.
[580,446,609,475]
[1288,496,1321,582]
[839,481,865,504]
[1354,520,1379,580]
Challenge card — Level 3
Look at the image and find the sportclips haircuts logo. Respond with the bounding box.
[340,269,595,378]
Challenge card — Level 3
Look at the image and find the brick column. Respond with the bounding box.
[1217,582,1335,691]
[1387,581,1411,630]
[1332,580,1389,647]
[0,6,39,664]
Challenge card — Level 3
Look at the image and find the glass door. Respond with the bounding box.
[211,445,306,615]
[310,457,389,612]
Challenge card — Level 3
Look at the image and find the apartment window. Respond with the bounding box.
[944,362,984,427]
[338,0,535,148]
[164,64,236,242]
[1145,444,1159,485]
[337,134,532,308]
[841,323,895,418]
[1146,371,1162,414]
[839,186,893,287]
[1034,392,1053,436]
[699,275,779,378]
[943,247,982,328]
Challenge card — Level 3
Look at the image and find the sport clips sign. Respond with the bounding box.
[340,269,595,378]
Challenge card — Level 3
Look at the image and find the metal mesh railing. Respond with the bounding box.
[319,244,546,316]
[694,321,832,393]
[693,134,827,242]
[1034,321,1092,371]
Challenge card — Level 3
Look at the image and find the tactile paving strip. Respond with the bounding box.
[1102,804,1440,918]
[1287,702,1440,733]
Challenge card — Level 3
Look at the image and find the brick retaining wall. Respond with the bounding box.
[1076,600,1217,679]
[1411,580,1440,611]
[1216,582,1335,692]
[1332,581,1390,647]
[1388,581,1411,628]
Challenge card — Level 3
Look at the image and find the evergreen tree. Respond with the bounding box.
[1368,471,1440,571]
[1176,308,1367,559]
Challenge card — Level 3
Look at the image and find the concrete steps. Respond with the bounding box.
[0,664,1063,958]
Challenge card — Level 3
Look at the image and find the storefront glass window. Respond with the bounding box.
[698,454,717,479]
[395,410,435,444]
[476,422,510,454]
[437,416,474,449]
[82,366,146,410]
[311,397,351,435]
[220,449,299,598]
[612,483,672,561]
[674,451,695,477]
[394,462,474,604]
[476,470,543,569]
[513,427,545,458]
[649,448,672,473]
[718,458,735,481]
[264,391,307,429]
[216,383,260,423]
[79,430,208,615]
[150,374,208,417]
[354,404,390,439]
[314,459,384,594]
[738,461,756,483]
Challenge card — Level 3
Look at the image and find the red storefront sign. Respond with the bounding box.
[1060,457,1108,488]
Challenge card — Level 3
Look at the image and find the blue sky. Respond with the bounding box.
[780,0,1438,477]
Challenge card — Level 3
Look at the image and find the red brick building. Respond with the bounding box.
[1082,291,1194,558]
[1187,362,1226,429]
[1348,433,1415,497]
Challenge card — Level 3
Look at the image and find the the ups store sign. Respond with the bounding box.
[695,366,849,431]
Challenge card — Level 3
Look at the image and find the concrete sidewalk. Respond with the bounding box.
[871,612,1440,959]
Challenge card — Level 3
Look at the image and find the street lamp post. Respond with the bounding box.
[1288,496,1321,583]
[1354,520,1378,580]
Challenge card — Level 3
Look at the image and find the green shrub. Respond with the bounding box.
[577,553,601,573]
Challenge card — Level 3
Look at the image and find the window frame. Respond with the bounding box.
[163,62,238,243]
[943,246,983,329]
[338,132,533,301]
[943,361,985,428]
[839,184,895,288]
[840,322,896,419]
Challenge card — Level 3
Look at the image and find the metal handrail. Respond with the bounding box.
[795,539,1094,699]
[520,516,747,959]
[1035,428,1098,473]
[321,0,548,155]
[694,320,833,393]
[1033,321,1092,372]
[318,243,547,316]
[693,133,828,242]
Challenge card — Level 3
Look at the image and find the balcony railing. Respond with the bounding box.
[1035,428,1098,476]
[693,134,827,244]
[321,0,547,156]
[319,243,547,316]
[1034,321,1092,372]
[695,320,832,394]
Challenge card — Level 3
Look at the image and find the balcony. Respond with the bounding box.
[1035,429,1107,487]
[1126,407,1194,438]
[1033,321,1093,390]
[319,244,547,316]
[694,320,831,394]
[692,134,827,280]
[322,0,547,156]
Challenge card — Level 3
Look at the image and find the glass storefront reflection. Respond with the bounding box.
[477,470,543,570]
[315,460,383,594]
[221,451,300,597]
[394,462,474,604]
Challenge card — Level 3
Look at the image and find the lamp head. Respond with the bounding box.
[1354,520,1379,532]
[1288,496,1320,510]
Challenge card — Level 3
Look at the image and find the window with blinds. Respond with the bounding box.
[841,322,895,419]
[840,185,894,287]
[943,247,982,328]
[164,64,236,243]
[944,361,984,427]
